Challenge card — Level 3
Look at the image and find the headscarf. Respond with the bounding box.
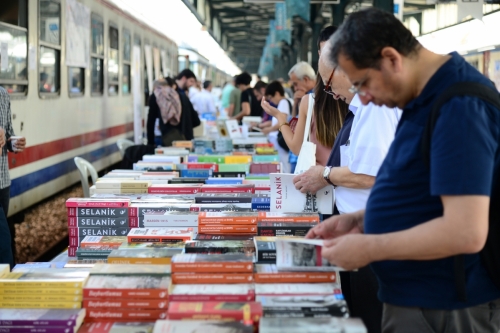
[154,85,182,125]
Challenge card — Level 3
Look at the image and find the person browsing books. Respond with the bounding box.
[261,26,349,168]
[294,39,401,332]
[307,8,500,333]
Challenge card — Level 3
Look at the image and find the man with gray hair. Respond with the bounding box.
[288,62,316,116]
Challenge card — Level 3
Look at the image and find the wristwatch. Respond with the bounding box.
[323,166,335,186]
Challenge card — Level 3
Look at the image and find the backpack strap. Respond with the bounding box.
[421,81,500,303]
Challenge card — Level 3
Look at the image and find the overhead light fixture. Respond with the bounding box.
[477,45,495,52]
[244,0,340,3]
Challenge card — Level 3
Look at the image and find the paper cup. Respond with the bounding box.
[10,136,23,152]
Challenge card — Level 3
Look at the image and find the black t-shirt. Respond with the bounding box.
[240,88,263,117]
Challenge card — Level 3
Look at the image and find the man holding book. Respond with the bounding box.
[308,8,500,333]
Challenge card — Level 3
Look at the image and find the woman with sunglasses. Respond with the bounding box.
[261,26,349,167]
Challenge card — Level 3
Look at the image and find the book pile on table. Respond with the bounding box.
[82,265,170,322]
[0,309,86,333]
[0,266,89,309]
[93,180,151,195]
[66,198,132,258]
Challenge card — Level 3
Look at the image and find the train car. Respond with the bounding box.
[0,0,178,216]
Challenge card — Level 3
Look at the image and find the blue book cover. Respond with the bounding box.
[205,177,244,185]
[13,262,66,270]
[188,155,198,162]
[181,169,213,178]
[252,195,271,210]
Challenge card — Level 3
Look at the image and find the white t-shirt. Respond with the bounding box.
[268,98,292,139]
[335,94,402,214]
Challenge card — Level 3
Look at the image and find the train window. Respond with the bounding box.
[68,67,84,95]
[91,14,104,56]
[108,25,119,95]
[0,0,28,28]
[39,0,61,96]
[39,46,60,93]
[91,14,103,95]
[0,22,28,95]
[91,58,103,95]
[123,29,131,62]
[39,0,60,45]
[122,29,131,95]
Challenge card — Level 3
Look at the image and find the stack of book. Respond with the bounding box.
[66,198,132,257]
[0,269,89,309]
[75,236,128,260]
[198,212,258,236]
[153,320,254,333]
[0,309,86,333]
[94,180,151,194]
[82,266,170,321]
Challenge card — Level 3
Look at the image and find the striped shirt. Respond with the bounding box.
[0,87,15,189]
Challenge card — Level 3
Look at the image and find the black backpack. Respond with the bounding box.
[421,81,500,301]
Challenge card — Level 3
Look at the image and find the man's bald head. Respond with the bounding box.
[319,42,335,86]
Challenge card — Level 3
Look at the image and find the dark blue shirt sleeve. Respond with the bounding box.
[430,96,499,196]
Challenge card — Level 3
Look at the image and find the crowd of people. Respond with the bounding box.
[146,7,500,333]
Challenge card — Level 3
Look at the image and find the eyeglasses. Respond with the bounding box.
[323,67,337,96]
[348,70,370,97]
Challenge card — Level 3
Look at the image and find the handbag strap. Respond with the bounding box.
[303,93,314,144]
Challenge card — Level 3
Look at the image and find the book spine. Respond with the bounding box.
[68,217,130,228]
[195,197,253,204]
[254,272,337,283]
[0,294,83,301]
[171,262,253,273]
[0,327,76,333]
[200,188,254,194]
[83,289,169,299]
[85,309,168,320]
[198,218,257,225]
[171,273,254,284]
[67,207,129,217]
[252,204,271,210]
[199,225,257,234]
[184,247,250,255]
[83,298,168,309]
[186,163,219,171]
[168,294,255,302]
[257,225,313,237]
[0,301,81,309]
[129,217,139,228]
[262,306,347,318]
[65,200,129,208]
[0,320,76,327]
[79,243,122,249]
[0,288,82,295]
[95,182,149,189]
[127,236,191,243]
[107,257,172,265]
[180,169,213,178]
[147,189,198,194]
[68,227,130,237]
[68,247,77,257]
[212,172,246,178]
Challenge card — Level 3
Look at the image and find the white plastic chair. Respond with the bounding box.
[74,157,98,198]
[116,139,135,158]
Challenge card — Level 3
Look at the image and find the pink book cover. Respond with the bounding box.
[65,198,130,208]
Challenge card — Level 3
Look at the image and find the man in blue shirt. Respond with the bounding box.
[306,7,500,333]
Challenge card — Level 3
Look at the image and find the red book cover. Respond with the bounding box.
[254,265,338,283]
[69,236,79,247]
[83,298,168,309]
[167,302,262,322]
[85,309,168,321]
[171,253,254,273]
[172,273,254,284]
[256,143,274,148]
[201,185,255,194]
[249,163,281,174]
[65,198,130,208]
[68,247,77,257]
[186,163,219,171]
[129,217,138,228]
[168,293,255,302]
[169,284,255,302]
[148,185,201,194]
[198,212,258,225]
[257,212,320,223]
[83,289,168,299]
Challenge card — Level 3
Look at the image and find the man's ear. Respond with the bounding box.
[380,47,403,73]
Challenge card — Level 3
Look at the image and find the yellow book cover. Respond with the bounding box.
[0,294,83,302]
[224,156,252,164]
[0,264,9,277]
[0,301,81,309]
[0,288,83,295]
[107,257,172,265]
[0,270,89,289]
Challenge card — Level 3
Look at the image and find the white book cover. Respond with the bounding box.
[226,119,243,139]
[275,238,342,272]
[259,318,367,333]
[170,284,254,296]
[143,155,182,163]
[127,227,194,238]
[255,283,341,296]
[94,188,148,194]
[270,173,333,214]
[143,212,199,227]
